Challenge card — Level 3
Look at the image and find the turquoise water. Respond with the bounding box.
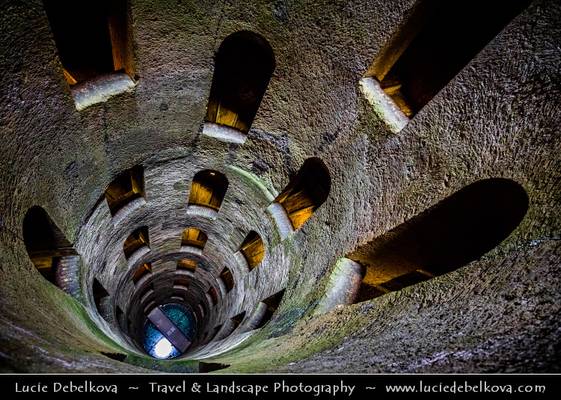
[143,303,196,359]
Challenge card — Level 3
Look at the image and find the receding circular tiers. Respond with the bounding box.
[75,158,291,359]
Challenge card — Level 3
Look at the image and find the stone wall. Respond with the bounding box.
[0,0,559,372]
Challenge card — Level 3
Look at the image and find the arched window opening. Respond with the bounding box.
[177,258,197,271]
[219,267,234,293]
[239,231,265,270]
[132,263,152,284]
[174,276,190,289]
[204,31,275,137]
[42,0,136,110]
[43,0,135,85]
[362,0,531,131]
[274,158,331,230]
[105,166,144,216]
[93,278,110,319]
[23,206,77,285]
[123,226,149,259]
[254,289,285,329]
[181,227,208,249]
[350,178,528,303]
[188,170,228,211]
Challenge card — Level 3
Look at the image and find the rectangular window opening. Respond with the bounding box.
[181,227,208,249]
[363,0,531,131]
[93,278,110,320]
[43,0,136,109]
[115,306,125,330]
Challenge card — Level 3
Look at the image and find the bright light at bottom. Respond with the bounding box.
[153,337,174,359]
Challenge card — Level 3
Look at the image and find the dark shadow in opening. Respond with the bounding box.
[369,0,531,117]
[199,362,230,373]
[93,277,110,319]
[274,158,331,230]
[101,352,127,362]
[350,178,529,303]
[181,227,208,249]
[42,0,135,84]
